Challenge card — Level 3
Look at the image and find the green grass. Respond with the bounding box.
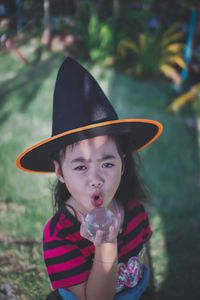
[0,43,200,299]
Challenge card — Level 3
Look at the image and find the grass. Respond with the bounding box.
[0,40,200,299]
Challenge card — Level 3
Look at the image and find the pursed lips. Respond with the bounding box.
[91,192,103,207]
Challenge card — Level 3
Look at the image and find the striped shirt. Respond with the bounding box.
[43,199,152,290]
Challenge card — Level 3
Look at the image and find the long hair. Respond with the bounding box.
[52,135,147,210]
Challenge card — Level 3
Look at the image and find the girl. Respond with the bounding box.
[16,57,163,300]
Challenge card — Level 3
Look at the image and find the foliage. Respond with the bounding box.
[117,23,186,82]
[87,14,115,63]
[167,83,200,112]
[74,2,119,65]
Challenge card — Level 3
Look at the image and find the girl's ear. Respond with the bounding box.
[54,160,65,183]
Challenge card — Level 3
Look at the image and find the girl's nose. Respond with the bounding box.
[89,171,104,188]
[90,180,103,188]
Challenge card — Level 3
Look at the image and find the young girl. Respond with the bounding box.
[16,57,163,300]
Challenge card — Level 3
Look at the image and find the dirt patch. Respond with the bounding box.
[0,250,38,278]
[0,282,22,300]
[0,199,26,216]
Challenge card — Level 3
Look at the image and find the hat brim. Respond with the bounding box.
[16,119,163,173]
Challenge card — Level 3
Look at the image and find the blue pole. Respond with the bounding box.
[181,9,196,82]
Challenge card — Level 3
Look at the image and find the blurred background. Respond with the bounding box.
[0,1,200,299]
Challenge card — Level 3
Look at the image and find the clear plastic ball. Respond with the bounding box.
[86,207,117,241]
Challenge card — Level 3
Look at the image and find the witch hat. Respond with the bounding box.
[16,57,163,173]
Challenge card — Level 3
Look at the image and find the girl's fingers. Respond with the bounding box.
[108,225,119,242]
[108,225,114,240]
[116,213,121,230]
[80,218,101,244]
[93,230,103,246]
[107,213,121,241]
[80,218,88,238]
[80,215,85,223]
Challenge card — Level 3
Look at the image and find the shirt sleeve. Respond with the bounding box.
[127,199,152,244]
[43,229,92,289]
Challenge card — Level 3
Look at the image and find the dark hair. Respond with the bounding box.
[52,135,147,210]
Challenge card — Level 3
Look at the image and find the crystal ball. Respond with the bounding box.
[86,207,117,241]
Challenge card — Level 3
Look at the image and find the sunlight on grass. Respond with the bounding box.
[150,212,168,290]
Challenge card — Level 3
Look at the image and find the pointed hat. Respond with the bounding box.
[16,57,163,173]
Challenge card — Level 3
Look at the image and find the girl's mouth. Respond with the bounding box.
[91,193,103,207]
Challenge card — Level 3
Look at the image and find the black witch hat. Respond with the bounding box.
[16,57,163,173]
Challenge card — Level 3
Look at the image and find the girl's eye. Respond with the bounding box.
[74,165,86,171]
[102,163,114,168]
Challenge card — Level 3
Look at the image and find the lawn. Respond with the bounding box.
[0,43,200,300]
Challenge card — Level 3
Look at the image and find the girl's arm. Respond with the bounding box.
[68,216,120,300]
[86,242,118,300]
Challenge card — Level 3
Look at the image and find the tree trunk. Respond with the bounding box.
[42,0,51,45]
[113,0,120,18]
[16,0,24,33]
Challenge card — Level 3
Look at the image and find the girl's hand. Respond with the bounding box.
[80,213,121,247]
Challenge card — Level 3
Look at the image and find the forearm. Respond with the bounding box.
[86,242,118,300]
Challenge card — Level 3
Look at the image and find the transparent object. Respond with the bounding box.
[86,207,117,241]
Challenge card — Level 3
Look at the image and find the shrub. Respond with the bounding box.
[117,23,186,82]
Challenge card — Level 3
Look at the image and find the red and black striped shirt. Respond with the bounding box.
[43,199,152,290]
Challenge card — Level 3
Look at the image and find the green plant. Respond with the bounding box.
[167,82,200,111]
[75,3,118,65]
[88,15,115,63]
[117,23,186,82]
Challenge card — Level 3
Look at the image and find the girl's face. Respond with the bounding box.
[54,136,123,215]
